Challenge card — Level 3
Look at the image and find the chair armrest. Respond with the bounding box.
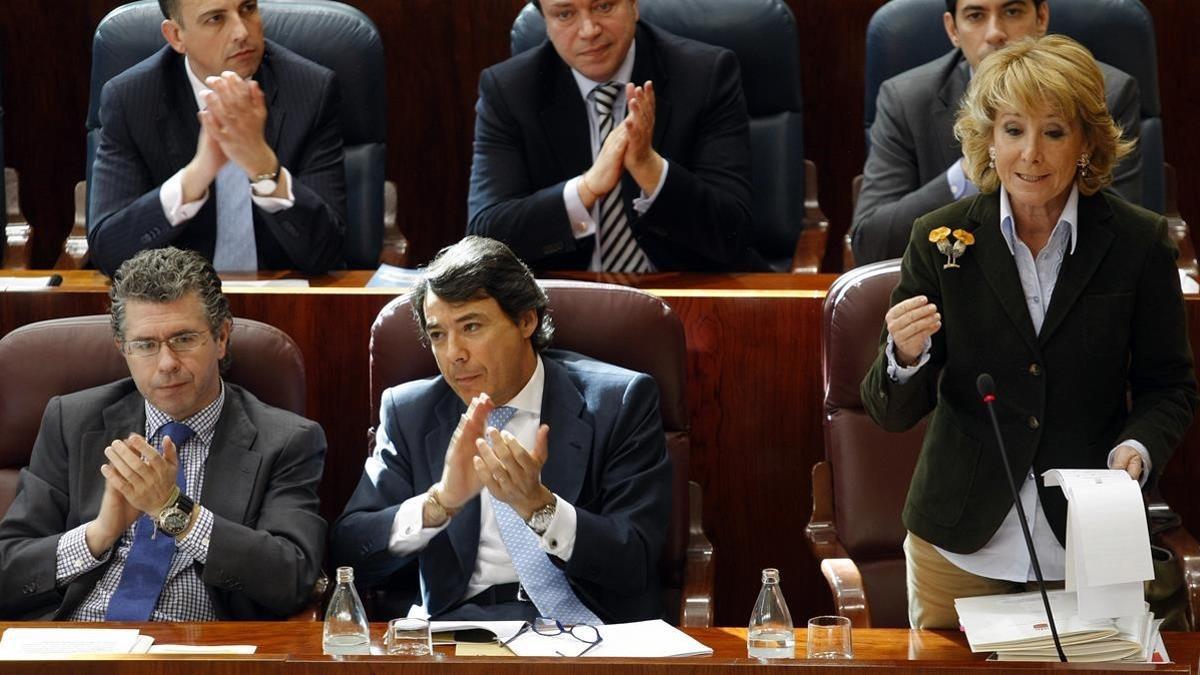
[791,159,829,274]
[819,558,872,628]
[1156,523,1200,630]
[805,460,849,560]
[55,181,90,270]
[286,572,331,621]
[680,480,715,628]
[378,180,410,268]
[1164,164,1198,277]
[4,168,32,270]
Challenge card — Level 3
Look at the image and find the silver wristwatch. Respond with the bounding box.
[525,500,557,535]
[249,164,281,196]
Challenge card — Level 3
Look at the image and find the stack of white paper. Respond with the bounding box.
[955,590,1165,662]
[0,628,149,657]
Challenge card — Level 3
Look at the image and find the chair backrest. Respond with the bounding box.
[85,0,386,267]
[862,0,1164,213]
[369,280,692,621]
[0,315,306,520]
[510,0,807,270]
[0,44,7,266]
[822,260,924,627]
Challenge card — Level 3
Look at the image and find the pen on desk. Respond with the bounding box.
[47,274,64,287]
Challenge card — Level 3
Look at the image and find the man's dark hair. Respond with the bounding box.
[531,0,542,13]
[159,0,180,20]
[946,0,1046,14]
[110,247,233,370]
[408,236,554,351]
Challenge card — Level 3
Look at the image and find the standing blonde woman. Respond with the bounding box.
[861,35,1197,629]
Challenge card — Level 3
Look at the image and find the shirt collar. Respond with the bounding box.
[571,39,637,103]
[183,56,211,111]
[998,184,1079,256]
[145,379,226,447]
[501,354,545,417]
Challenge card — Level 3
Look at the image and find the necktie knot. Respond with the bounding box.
[592,81,622,117]
[160,421,196,449]
[487,406,518,432]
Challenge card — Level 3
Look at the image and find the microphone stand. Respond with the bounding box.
[978,373,1067,663]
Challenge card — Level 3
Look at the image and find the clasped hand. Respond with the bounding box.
[86,434,182,556]
[185,70,277,198]
[886,295,942,366]
[580,81,663,206]
[439,393,553,521]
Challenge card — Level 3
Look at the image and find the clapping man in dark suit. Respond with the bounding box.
[332,236,672,623]
[850,0,1142,264]
[88,0,347,276]
[0,247,327,620]
[468,0,756,272]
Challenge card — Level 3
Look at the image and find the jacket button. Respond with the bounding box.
[1028,416,1040,430]
[1028,363,1041,376]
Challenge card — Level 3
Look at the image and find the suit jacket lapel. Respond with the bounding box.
[427,390,477,580]
[200,387,261,524]
[1039,193,1116,344]
[256,44,285,152]
[159,51,201,171]
[966,194,1041,354]
[933,53,970,169]
[630,23,671,150]
[540,48,592,179]
[538,356,591,504]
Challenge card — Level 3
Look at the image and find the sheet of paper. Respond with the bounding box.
[504,619,712,658]
[1070,480,1153,586]
[148,644,257,654]
[1077,581,1145,622]
[455,642,513,656]
[0,628,144,656]
[0,276,60,291]
[366,264,423,288]
[1179,270,1199,294]
[221,279,311,288]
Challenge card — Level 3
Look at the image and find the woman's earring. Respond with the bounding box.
[988,147,996,170]
[1077,152,1091,177]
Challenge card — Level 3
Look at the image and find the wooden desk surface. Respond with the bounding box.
[3,623,1196,674]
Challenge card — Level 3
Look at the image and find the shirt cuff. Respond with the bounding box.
[945,158,980,200]
[176,505,215,565]
[250,166,295,212]
[55,523,111,585]
[537,493,577,561]
[160,168,209,226]
[563,177,597,240]
[388,493,449,555]
[632,160,669,215]
[885,333,932,384]
[1107,441,1153,487]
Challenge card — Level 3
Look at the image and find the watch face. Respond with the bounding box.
[252,179,278,195]
[160,508,190,536]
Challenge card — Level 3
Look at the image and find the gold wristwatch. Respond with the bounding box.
[425,483,460,525]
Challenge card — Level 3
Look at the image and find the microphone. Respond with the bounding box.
[976,373,1067,663]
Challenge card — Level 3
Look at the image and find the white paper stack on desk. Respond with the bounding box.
[955,591,1166,662]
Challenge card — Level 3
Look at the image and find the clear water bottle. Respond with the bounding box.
[323,566,370,656]
[748,567,795,659]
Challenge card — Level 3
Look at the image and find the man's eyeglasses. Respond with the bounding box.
[502,616,603,657]
[121,332,209,358]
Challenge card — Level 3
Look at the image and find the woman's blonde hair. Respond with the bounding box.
[954,34,1134,195]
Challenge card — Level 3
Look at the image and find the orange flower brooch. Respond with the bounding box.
[929,227,975,269]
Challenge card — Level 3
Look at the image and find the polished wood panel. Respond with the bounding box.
[1,622,1196,673]
[6,274,1200,628]
[1,1,1196,270]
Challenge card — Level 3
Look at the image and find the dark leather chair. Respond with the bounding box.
[81,0,388,269]
[806,260,1200,628]
[367,280,715,627]
[510,0,828,273]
